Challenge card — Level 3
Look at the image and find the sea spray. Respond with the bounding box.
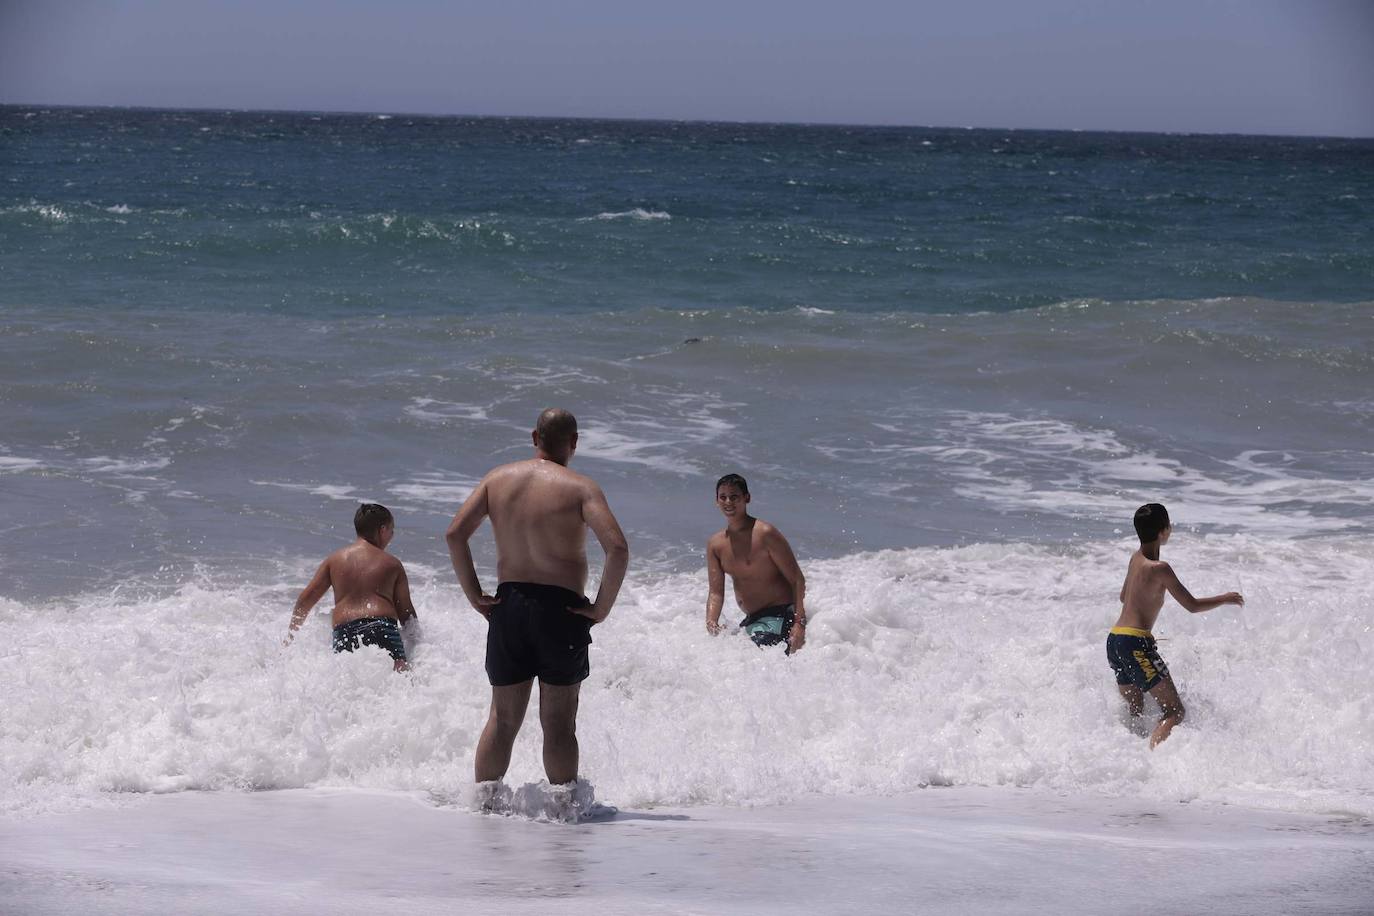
[3,535,1370,818]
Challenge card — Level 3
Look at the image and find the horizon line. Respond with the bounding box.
[2,99,1371,143]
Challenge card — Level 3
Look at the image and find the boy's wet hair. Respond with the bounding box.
[716,473,749,496]
[355,503,394,540]
[1133,503,1170,543]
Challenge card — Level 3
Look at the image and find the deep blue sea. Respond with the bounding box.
[1,105,1372,819]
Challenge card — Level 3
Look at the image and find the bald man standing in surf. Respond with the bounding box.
[446,408,629,814]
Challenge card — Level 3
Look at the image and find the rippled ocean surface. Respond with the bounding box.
[1,107,1371,817]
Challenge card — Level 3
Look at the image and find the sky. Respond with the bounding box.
[1,0,1372,136]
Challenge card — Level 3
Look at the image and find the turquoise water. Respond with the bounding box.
[5,107,1372,315]
[1,106,1372,599]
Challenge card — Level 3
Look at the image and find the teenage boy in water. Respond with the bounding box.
[287,503,417,672]
[1108,503,1242,748]
[706,474,807,654]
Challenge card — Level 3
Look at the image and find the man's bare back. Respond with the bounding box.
[448,456,628,615]
[482,458,597,595]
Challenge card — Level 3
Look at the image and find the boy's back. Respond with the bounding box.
[288,503,416,671]
[1106,503,1242,747]
[324,539,406,627]
[1114,551,1176,633]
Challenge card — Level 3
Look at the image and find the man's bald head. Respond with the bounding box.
[534,408,578,457]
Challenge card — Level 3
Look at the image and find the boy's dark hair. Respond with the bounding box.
[354,503,394,540]
[1133,503,1170,543]
[716,473,749,496]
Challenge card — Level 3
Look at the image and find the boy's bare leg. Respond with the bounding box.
[1118,684,1145,718]
[1146,677,1186,749]
[475,681,534,782]
[538,681,581,785]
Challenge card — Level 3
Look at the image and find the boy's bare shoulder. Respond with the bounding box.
[754,519,786,542]
[707,528,728,550]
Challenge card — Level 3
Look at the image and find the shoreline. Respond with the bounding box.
[3,785,1370,915]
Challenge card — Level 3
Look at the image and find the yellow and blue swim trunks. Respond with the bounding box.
[1105,626,1170,691]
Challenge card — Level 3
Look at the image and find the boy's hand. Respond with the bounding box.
[1223,592,1245,606]
[706,619,722,636]
[787,616,806,654]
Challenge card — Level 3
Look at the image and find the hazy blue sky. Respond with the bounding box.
[2,0,1371,136]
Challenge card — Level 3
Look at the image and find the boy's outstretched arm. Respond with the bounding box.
[1161,563,1244,613]
[287,559,332,640]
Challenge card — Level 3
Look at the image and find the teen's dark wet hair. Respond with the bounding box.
[716,474,749,496]
[1133,503,1170,543]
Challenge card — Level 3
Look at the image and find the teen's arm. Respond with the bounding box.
[1160,563,1244,613]
[706,540,726,635]
[765,527,807,653]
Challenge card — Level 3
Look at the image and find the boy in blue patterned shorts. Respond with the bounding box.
[287,503,418,672]
[1108,503,1243,747]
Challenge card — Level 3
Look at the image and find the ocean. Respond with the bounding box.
[1,106,1372,827]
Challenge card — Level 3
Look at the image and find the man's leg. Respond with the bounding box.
[475,681,534,782]
[537,680,581,785]
[1146,677,1185,749]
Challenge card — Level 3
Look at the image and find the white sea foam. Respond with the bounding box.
[2,534,1369,818]
[386,473,480,507]
[8,202,72,222]
[0,456,43,473]
[81,456,172,476]
[105,204,133,214]
[581,209,672,222]
[252,480,360,502]
[823,409,1374,536]
[403,398,491,424]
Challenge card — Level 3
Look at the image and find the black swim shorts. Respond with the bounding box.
[1105,626,1170,691]
[485,581,593,687]
[333,616,407,664]
[740,603,796,652]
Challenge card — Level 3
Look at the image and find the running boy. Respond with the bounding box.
[706,474,807,654]
[287,503,417,671]
[1108,503,1242,747]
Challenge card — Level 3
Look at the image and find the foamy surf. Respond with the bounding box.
[2,534,1369,820]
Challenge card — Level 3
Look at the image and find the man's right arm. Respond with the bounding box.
[1160,563,1244,613]
[705,540,725,635]
[445,478,498,617]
